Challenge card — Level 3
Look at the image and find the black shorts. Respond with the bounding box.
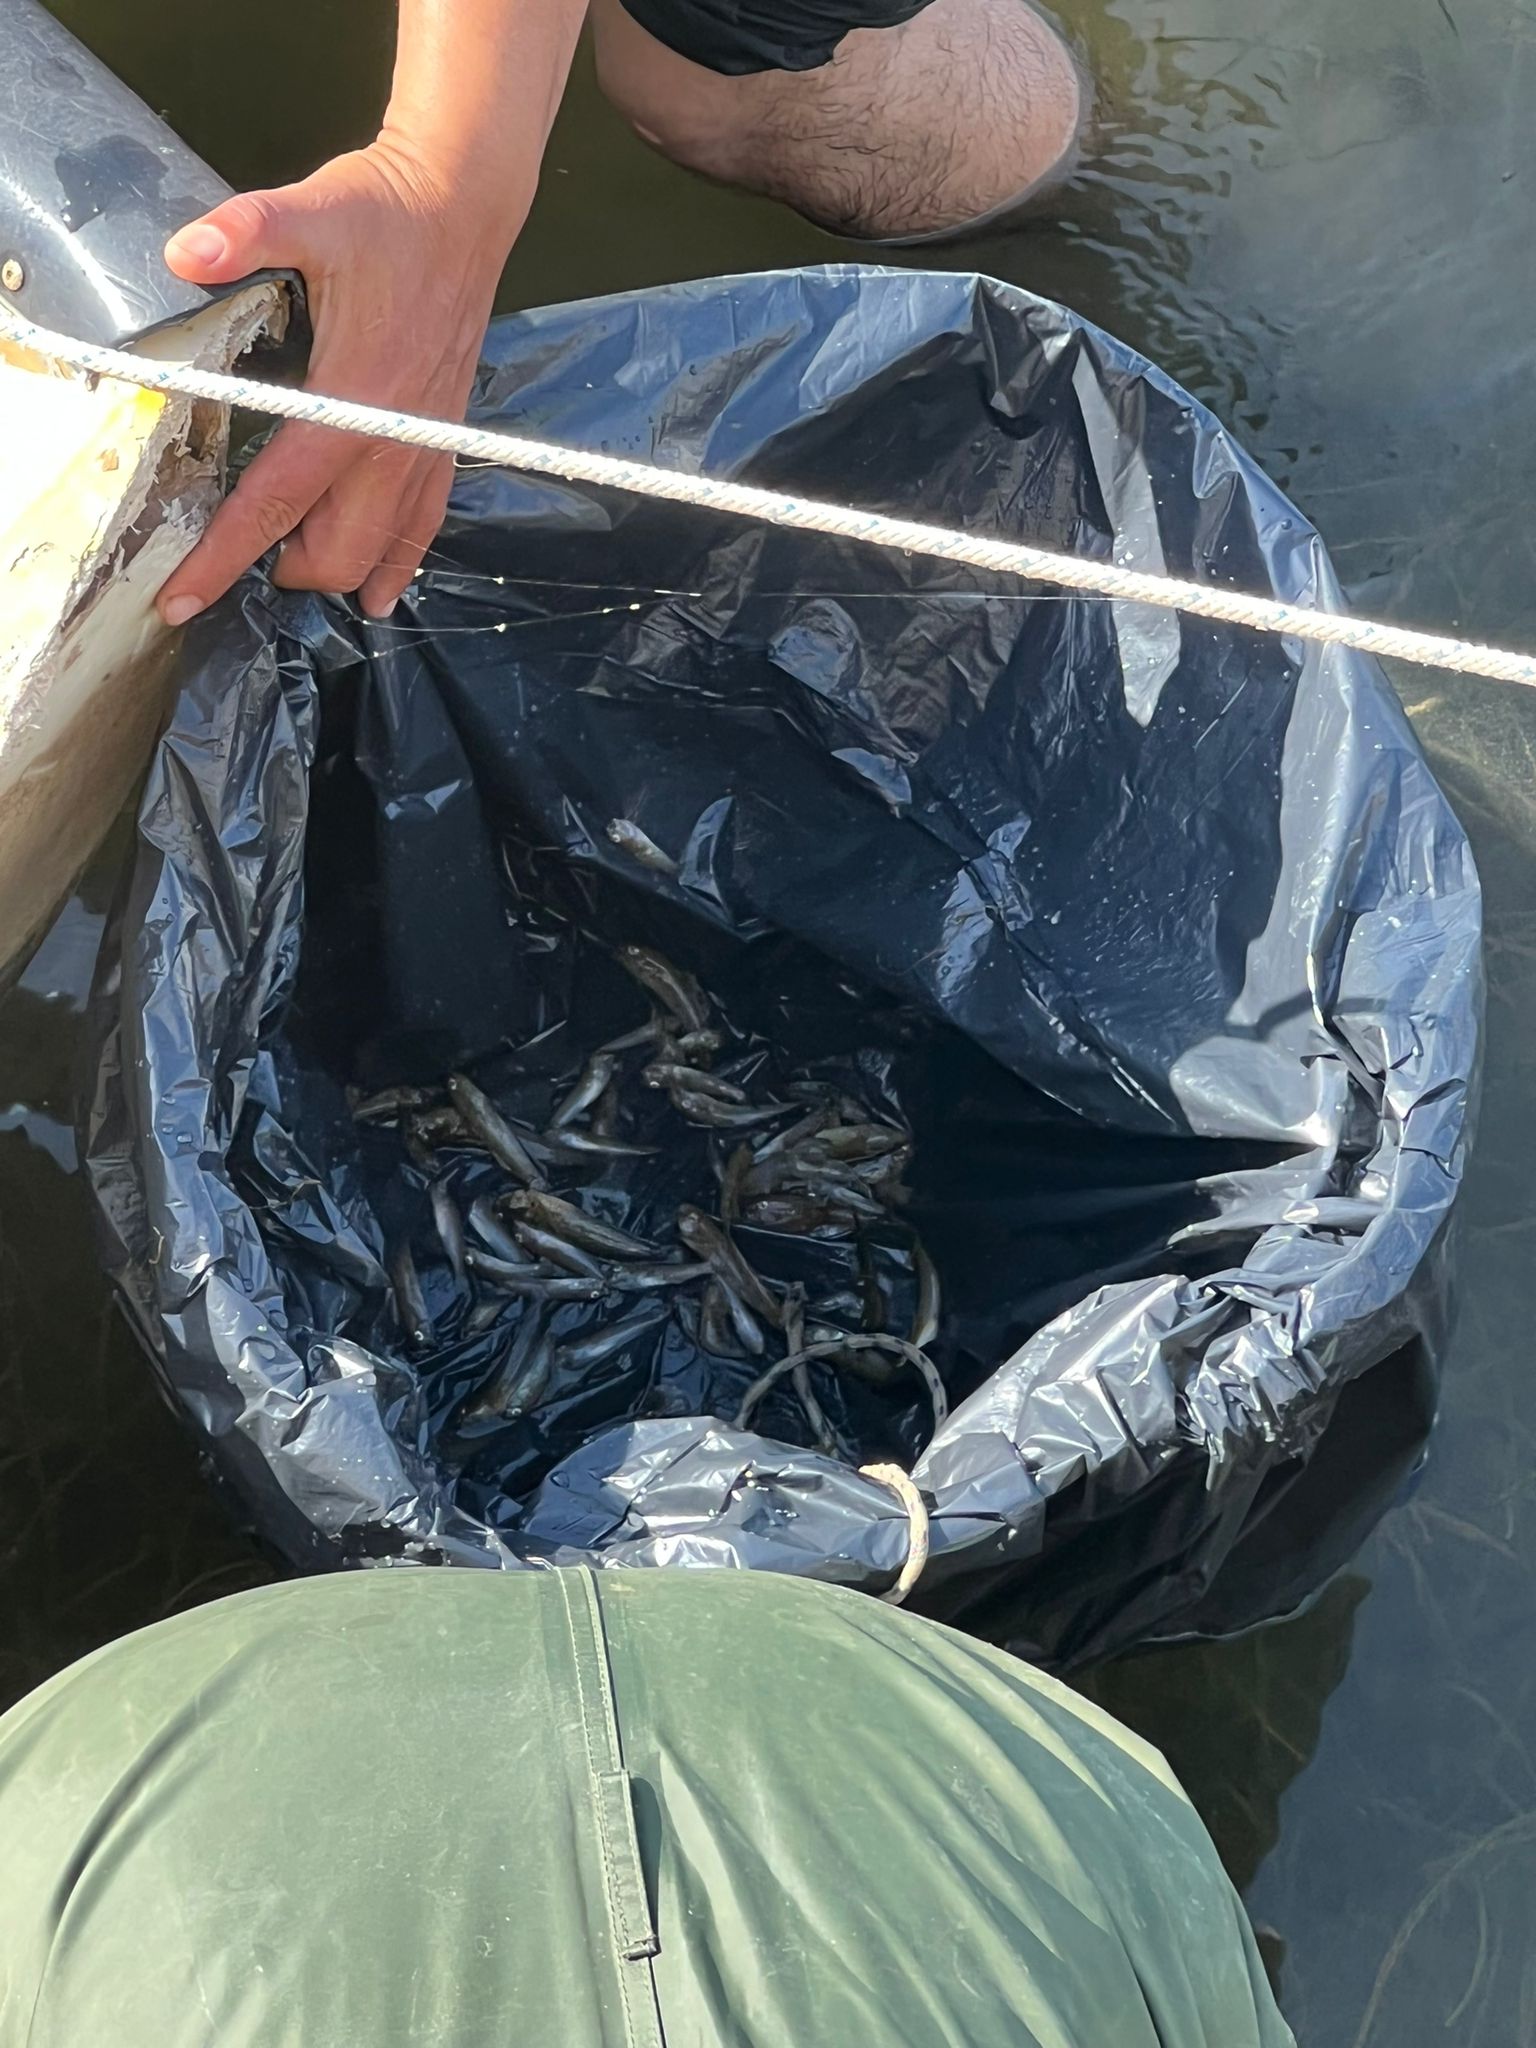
[618,0,938,76]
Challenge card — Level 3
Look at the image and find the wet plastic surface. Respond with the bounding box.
[0,0,235,344]
[81,267,1479,1665]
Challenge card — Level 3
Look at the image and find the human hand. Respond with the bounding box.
[156,139,527,624]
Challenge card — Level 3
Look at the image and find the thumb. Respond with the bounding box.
[163,190,303,286]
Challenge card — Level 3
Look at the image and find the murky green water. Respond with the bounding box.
[5,2,1536,2039]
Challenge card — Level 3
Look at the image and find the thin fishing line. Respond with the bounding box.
[11,302,1533,688]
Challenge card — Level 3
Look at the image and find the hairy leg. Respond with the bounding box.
[591,0,1083,241]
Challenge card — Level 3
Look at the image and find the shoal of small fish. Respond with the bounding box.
[354,931,942,1455]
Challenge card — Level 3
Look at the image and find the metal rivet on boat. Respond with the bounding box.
[0,258,23,293]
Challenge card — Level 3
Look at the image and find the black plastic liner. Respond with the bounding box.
[85,267,1481,1667]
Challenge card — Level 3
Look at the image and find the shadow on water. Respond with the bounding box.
[6,0,1536,2040]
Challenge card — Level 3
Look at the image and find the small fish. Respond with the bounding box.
[598,1018,669,1056]
[671,1089,788,1132]
[588,1077,623,1142]
[465,1251,607,1301]
[615,945,711,1035]
[468,1195,531,1266]
[720,1141,753,1224]
[698,1281,745,1359]
[840,1151,913,1191]
[783,1287,835,1453]
[465,1293,509,1336]
[911,1241,941,1350]
[675,1206,783,1326]
[430,1180,468,1284]
[856,1235,886,1332]
[389,1243,435,1351]
[804,1124,908,1164]
[644,1063,747,1103]
[718,1280,766,1357]
[606,819,680,876]
[540,1128,658,1160]
[790,1169,886,1221]
[741,1151,883,1212]
[411,1106,471,1145]
[835,1093,879,1126]
[752,1107,835,1161]
[351,1083,443,1124]
[742,1194,855,1237]
[504,1190,655,1261]
[447,1075,546,1188]
[612,1261,713,1290]
[559,1300,669,1370]
[403,1105,469,1173]
[812,1290,866,1324]
[783,1287,807,1357]
[675,1029,724,1060]
[551,1050,620,1129]
[511,1222,608,1282]
[805,1320,854,1348]
[738,1153,811,1203]
[502,1345,555,1420]
[462,1311,555,1425]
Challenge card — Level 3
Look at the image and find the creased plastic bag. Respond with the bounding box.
[85,267,1480,1666]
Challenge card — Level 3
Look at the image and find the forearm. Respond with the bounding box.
[380,0,587,234]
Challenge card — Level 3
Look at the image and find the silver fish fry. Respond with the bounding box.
[468,1194,531,1266]
[671,1089,787,1131]
[559,1300,670,1370]
[606,819,680,876]
[551,1050,621,1129]
[644,1062,748,1103]
[676,1205,783,1327]
[447,1074,546,1188]
[541,1127,657,1160]
[351,1084,443,1124]
[462,1310,555,1425]
[511,1222,608,1282]
[465,1251,607,1301]
[430,1180,468,1284]
[616,945,712,1035]
[389,1243,435,1351]
[504,1189,655,1261]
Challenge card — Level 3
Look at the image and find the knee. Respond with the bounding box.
[593,0,1085,242]
[820,0,1086,240]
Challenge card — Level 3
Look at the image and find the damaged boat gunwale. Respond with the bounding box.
[0,281,285,988]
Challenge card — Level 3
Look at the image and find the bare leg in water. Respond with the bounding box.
[590,0,1084,242]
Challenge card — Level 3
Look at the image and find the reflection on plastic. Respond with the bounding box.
[84,269,1480,1667]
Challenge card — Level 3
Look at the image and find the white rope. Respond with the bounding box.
[858,1462,930,1604]
[6,301,1534,689]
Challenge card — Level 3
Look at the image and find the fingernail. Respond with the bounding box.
[165,224,228,268]
[364,598,399,621]
[161,595,206,627]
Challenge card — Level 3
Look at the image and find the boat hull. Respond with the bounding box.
[0,285,282,988]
